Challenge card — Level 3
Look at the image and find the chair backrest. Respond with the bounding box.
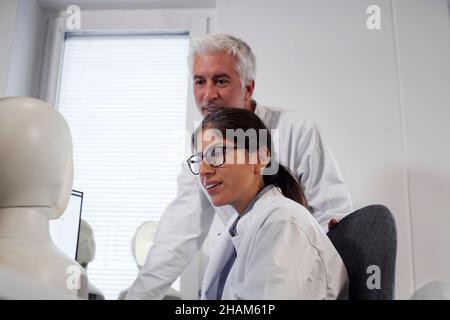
[327,204,397,299]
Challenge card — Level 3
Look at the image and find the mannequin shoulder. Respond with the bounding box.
[0,240,87,298]
[40,249,88,298]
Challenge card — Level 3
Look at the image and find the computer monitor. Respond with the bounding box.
[49,190,83,260]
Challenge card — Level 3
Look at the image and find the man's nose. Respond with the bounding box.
[204,82,219,100]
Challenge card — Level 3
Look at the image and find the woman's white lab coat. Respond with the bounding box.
[201,187,348,300]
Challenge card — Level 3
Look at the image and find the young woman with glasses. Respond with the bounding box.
[187,107,348,300]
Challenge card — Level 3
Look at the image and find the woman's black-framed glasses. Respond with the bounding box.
[187,145,239,175]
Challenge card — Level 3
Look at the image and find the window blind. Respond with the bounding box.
[57,34,189,299]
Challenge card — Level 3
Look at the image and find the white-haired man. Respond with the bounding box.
[127,34,353,299]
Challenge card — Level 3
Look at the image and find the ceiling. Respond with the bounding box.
[36,0,216,11]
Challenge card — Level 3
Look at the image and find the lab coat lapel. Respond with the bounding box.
[229,188,283,256]
[202,217,237,299]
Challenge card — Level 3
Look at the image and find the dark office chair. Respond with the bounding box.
[327,204,397,300]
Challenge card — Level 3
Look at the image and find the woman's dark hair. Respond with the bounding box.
[193,107,308,209]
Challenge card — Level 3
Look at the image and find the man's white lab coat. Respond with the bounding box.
[202,186,348,300]
[127,105,353,299]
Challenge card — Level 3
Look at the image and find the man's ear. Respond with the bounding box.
[244,80,255,103]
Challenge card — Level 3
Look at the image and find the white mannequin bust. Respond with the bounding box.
[76,219,105,299]
[132,221,159,268]
[0,96,87,298]
[119,221,181,299]
[410,281,450,300]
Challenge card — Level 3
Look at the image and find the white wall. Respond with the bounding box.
[0,0,19,97]
[393,0,450,290]
[5,0,46,97]
[217,0,450,299]
[36,0,216,11]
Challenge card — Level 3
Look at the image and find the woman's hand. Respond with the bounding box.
[328,218,338,230]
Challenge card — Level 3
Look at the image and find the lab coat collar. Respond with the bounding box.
[229,184,275,235]
[230,185,281,251]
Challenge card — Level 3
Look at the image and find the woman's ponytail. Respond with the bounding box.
[263,164,309,209]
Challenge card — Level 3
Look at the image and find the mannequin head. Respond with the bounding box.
[0,97,73,219]
[76,219,96,269]
[131,221,159,268]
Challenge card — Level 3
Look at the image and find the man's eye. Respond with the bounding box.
[194,79,205,86]
[216,78,229,86]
